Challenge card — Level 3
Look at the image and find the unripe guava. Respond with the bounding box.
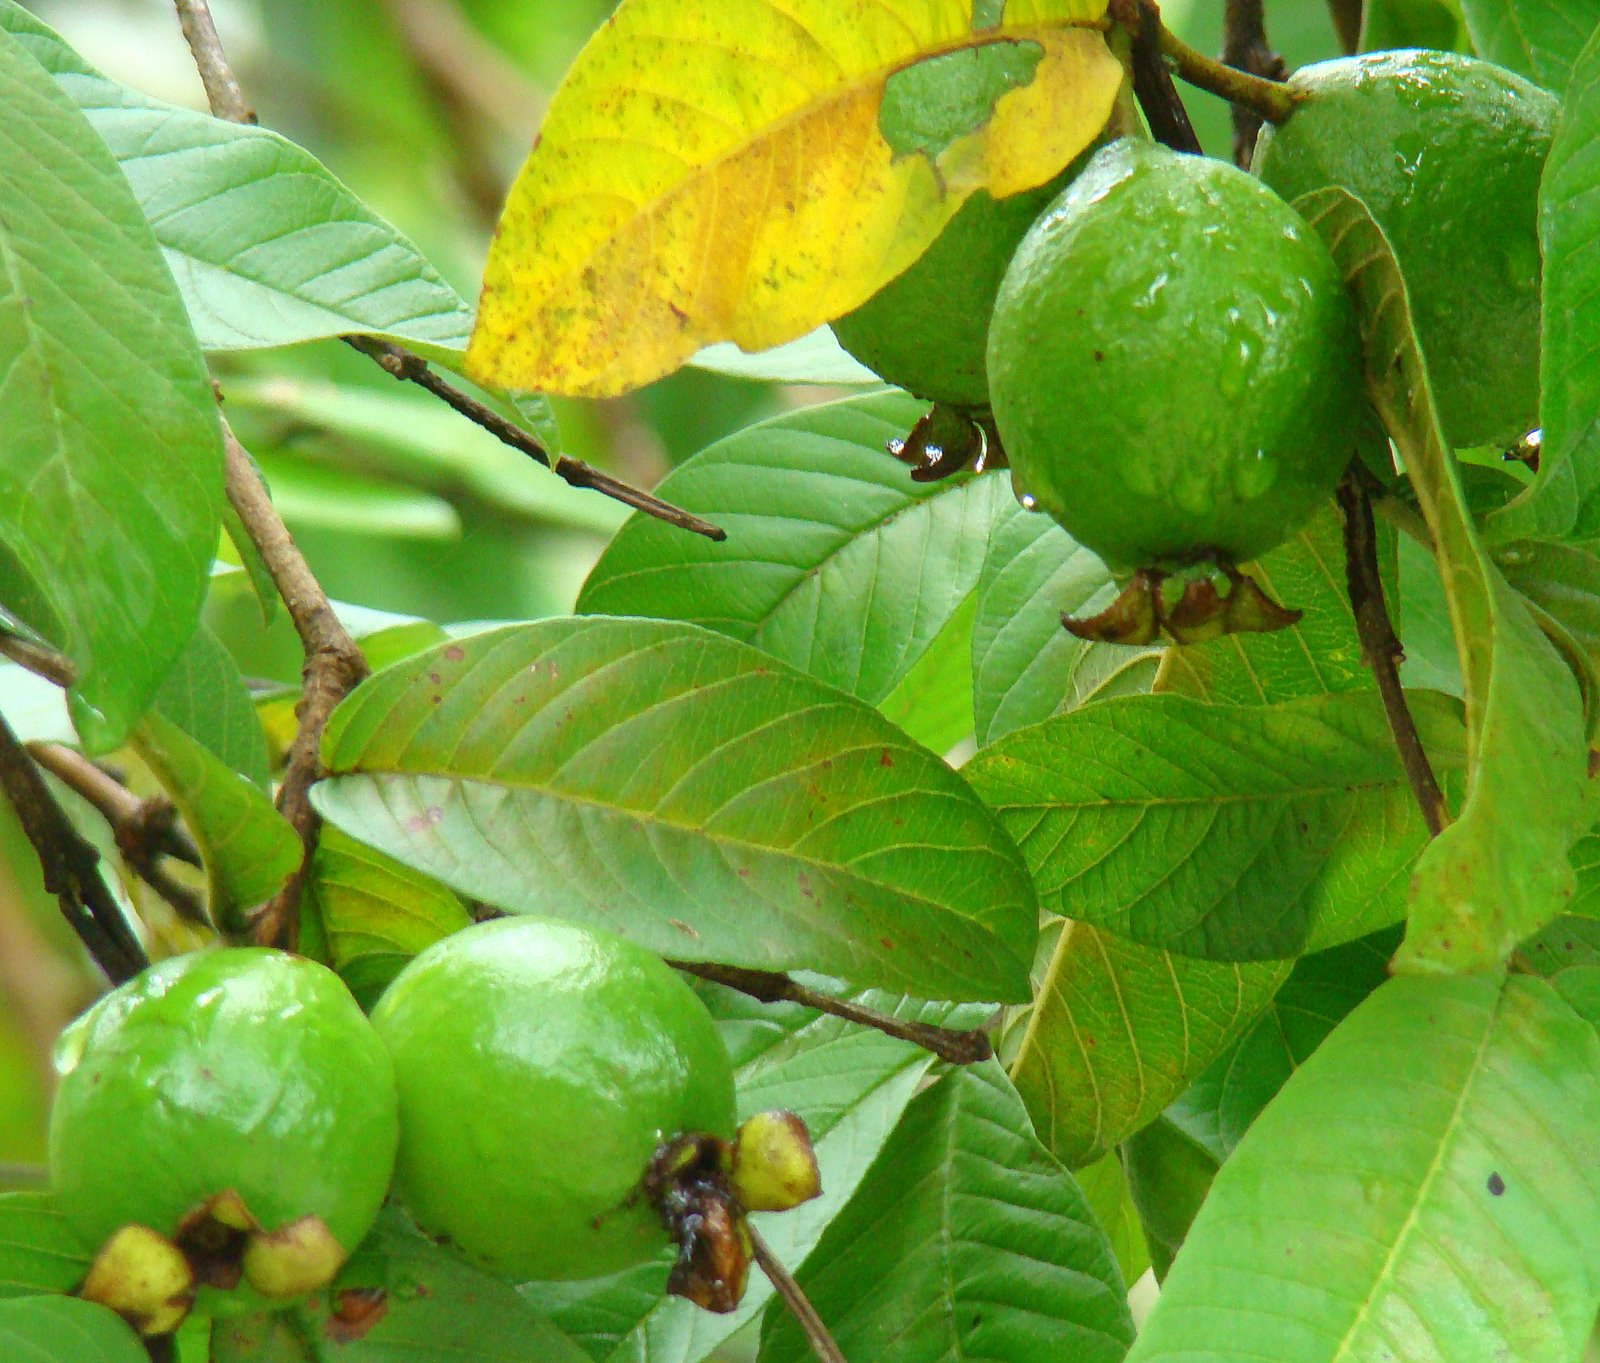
[1254,49,1556,449]
[48,949,398,1309]
[832,173,1071,409]
[988,139,1365,573]
[369,917,737,1282]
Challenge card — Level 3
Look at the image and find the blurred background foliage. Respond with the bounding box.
[0,0,1366,1192]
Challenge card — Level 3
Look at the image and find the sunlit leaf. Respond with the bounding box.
[689,326,880,385]
[467,0,1121,396]
[1300,186,1589,972]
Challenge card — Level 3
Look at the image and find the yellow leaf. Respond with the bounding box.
[467,0,1121,398]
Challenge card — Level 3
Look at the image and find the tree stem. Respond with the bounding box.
[1325,0,1363,54]
[1222,0,1288,166]
[671,961,992,1065]
[1112,0,1202,153]
[748,1224,848,1363]
[1336,472,1450,837]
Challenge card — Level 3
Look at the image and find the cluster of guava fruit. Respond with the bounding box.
[835,49,1554,643]
[43,919,815,1337]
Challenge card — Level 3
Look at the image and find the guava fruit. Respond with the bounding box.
[369,917,737,1284]
[1253,49,1557,450]
[48,949,398,1320]
[988,138,1365,579]
[832,173,1072,410]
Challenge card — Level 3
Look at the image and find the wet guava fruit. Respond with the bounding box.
[1254,48,1557,450]
[832,170,1074,410]
[369,917,737,1283]
[48,949,398,1313]
[988,138,1366,573]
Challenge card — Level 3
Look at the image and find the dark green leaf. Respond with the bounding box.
[1127,975,1600,1363]
[1520,913,1600,1027]
[0,27,223,752]
[1120,1115,1218,1281]
[967,690,1465,960]
[0,1296,144,1363]
[1073,1151,1150,1288]
[151,623,271,790]
[0,1193,90,1299]
[759,1061,1134,1363]
[1301,186,1590,972]
[314,619,1036,1001]
[1459,0,1593,93]
[1498,538,1600,736]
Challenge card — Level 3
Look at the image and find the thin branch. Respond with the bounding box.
[1158,18,1302,125]
[0,712,146,984]
[345,338,726,542]
[1336,471,1450,837]
[1222,0,1288,167]
[222,424,368,948]
[748,1224,847,1363]
[171,0,253,123]
[672,961,992,1066]
[1325,0,1363,54]
[0,628,76,688]
[1112,0,1202,154]
[27,743,208,926]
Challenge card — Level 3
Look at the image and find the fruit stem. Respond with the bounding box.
[1156,15,1302,126]
[748,1224,848,1363]
[1336,471,1451,838]
[671,962,992,1065]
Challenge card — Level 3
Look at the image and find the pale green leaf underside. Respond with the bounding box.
[314,618,1036,1001]
[0,1297,145,1363]
[1129,974,1600,1363]
[759,1061,1134,1363]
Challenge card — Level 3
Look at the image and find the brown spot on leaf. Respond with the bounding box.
[879,749,894,768]
[325,1288,388,1342]
[428,672,442,686]
[444,645,466,662]
[1487,1172,1506,1196]
[879,937,893,950]
[669,919,699,938]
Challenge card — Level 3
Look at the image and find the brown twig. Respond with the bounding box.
[1112,0,1202,154]
[1337,471,1450,837]
[1325,0,1363,54]
[748,1224,848,1363]
[345,338,726,541]
[0,712,146,984]
[171,0,253,123]
[1222,0,1288,166]
[222,425,368,948]
[1158,17,1302,125]
[26,743,208,927]
[0,628,76,688]
[671,962,992,1066]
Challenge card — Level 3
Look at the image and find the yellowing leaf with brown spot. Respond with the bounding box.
[466,0,1120,398]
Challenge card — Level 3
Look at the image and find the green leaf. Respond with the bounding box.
[1073,1150,1151,1287]
[577,394,1008,720]
[1520,914,1600,1027]
[1120,1115,1218,1281]
[1167,927,1399,1159]
[1498,538,1600,736]
[0,1296,145,1363]
[1300,186,1590,972]
[305,829,472,1009]
[528,990,981,1363]
[1361,0,1470,52]
[1127,974,1600,1363]
[759,1060,1134,1363]
[1459,0,1593,93]
[0,0,474,359]
[1003,920,1289,1169]
[0,1193,90,1299]
[313,619,1036,1002]
[688,327,879,385]
[150,623,271,790]
[0,26,223,752]
[876,589,979,753]
[966,690,1466,960]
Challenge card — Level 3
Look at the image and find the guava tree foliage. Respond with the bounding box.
[6,0,1600,1358]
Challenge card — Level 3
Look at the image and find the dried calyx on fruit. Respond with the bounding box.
[48,949,398,1333]
[369,917,818,1311]
[988,138,1369,644]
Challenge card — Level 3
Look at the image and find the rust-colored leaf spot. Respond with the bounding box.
[325,1288,388,1343]
[879,749,894,767]
[444,644,466,662]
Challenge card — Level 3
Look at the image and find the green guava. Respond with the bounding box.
[369,917,737,1283]
[1254,49,1557,450]
[987,139,1366,572]
[832,172,1072,409]
[48,949,398,1307]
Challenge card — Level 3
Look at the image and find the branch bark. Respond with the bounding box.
[1325,0,1364,54]
[1112,0,1202,154]
[1336,471,1450,837]
[1222,0,1289,167]
[748,1224,848,1363]
[671,961,992,1065]
[1157,16,1302,125]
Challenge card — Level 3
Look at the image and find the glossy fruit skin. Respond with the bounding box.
[1254,49,1556,449]
[988,139,1366,571]
[832,174,1069,409]
[49,949,398,1260]
[369,917,737,1282]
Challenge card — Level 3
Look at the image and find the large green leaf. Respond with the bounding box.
[0,27,223,752]
[1498,538,1600,736]
[1120,1114,1219,1281]
[0,1193,90,1298]
[1521,914,1600,1025]
[759,1061,1134,1363]
[1301,187,1589,972]
[1003,920,1288,1169]
[577,394,1005,734]
[313,619,1035,1001]
[150,622,271,790]
[528,989,984,1363]
[1128,974,1600,1363]
[0,1296,145,1363]
[967,690,1465,960]
[0,0,472,359]
[1459,0,1594,93]
[1073,1150,1151,1287]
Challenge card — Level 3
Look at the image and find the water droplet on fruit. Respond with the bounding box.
[1172,472,1215,518]
[1232,450,1279,500]
[1121,458,1160,499]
